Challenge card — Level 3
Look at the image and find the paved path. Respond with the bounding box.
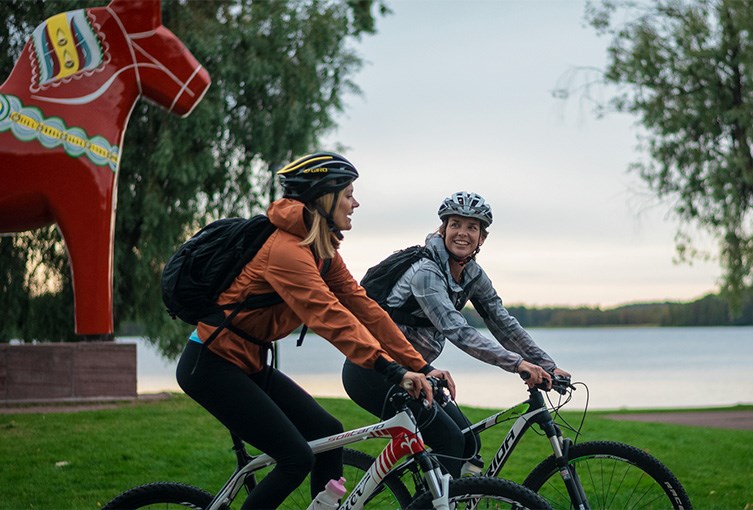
[605,410,753,430]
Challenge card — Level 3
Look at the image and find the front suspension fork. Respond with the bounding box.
[544,424,589,509]
[416,451,451,510]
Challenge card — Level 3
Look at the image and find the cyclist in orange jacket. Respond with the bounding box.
[177,152,454,509]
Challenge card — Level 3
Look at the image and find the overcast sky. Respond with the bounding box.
[321,0,720,308]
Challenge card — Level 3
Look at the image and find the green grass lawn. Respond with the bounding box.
[1,394,751,509]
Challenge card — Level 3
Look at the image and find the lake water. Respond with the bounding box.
[121,326,753,410]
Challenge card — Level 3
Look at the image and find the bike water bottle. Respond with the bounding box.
[460,454,484,476]
[307,477,347,509]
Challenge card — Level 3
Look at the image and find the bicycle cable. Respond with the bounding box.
[378,385,429,441]
[545,381,589,444]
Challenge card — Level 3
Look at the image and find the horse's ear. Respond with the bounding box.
[108,0,162,31]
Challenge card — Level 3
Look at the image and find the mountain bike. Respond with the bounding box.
[343,374,692,510]
[102,380,551,509]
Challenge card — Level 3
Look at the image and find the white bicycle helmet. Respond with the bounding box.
[438,191,493,228]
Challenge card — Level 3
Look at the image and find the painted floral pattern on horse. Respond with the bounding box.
[0,93,119,170]
[30,10,107,88]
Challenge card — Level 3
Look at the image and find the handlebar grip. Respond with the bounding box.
[400,377,448,401]
[519,370,551,390]
[521,370,572,394]
[427,376,448,390]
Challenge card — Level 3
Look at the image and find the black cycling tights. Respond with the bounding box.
[342,359,480,478]
[177,342,343,509]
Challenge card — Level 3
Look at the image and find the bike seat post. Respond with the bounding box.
[230,433,252,466]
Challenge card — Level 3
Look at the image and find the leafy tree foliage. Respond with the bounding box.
[0,0,385,355]
[584,0,753,305]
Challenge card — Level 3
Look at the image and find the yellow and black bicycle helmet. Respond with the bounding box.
[277,152,359,204]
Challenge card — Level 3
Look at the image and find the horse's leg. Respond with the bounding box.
[51,170,117,339]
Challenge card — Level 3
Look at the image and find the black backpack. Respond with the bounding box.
[161,215,283,348]
[361,245,487,327]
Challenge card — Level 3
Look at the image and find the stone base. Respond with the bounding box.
[0,342,137,403]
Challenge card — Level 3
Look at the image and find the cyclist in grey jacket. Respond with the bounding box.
[343,191,569,477]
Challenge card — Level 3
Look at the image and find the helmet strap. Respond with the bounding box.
[313,193,344,240]
[448,251,473,266]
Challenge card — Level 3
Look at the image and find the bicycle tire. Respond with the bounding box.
[523,440,692,510]
[343,448,414,508]
[102,482,214,509]
[405,476,552,509]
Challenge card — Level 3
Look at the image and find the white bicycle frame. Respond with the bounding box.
[207,407,452,510]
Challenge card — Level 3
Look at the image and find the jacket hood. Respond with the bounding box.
[425,233,450,267]
[425,233,456,286]
[267,198,309,238]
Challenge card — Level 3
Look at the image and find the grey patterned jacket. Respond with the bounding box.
[384,233,556,373]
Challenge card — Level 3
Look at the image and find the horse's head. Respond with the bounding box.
[109,0,210,117]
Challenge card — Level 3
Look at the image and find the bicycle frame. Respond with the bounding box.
[378,384,589,509]
[462,386,589,509]
[208,402,451,510]
[347,378,688,510]
[466,389,567,476]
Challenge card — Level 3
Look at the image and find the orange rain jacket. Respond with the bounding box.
[196,198,430,376]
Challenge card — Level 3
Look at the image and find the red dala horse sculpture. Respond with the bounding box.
[0,0,211,337]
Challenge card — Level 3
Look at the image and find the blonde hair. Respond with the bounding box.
[301,191,340,259]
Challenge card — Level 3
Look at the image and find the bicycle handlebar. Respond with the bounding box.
[394,376,451,408]
[519,371,573,395]
[428,376,451,405]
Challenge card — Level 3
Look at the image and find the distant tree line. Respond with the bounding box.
[463,288,753,328]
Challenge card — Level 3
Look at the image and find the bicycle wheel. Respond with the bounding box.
[405,476,552,509]
[523,440,692,510]
[343,448,414,508]
[102,482,214,509]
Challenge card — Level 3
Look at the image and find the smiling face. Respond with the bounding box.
[443,215,484,259]
[333,183,359,231]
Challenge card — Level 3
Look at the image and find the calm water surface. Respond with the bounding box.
[122,326,753,410]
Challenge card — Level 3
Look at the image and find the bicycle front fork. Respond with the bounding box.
[416,452,452,510]
[548,429,590,510]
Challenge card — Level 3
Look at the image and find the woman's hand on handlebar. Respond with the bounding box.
[517,360,552,389]
[426,368,456,400]
[553,367,571,379]
[400,371,433,405]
